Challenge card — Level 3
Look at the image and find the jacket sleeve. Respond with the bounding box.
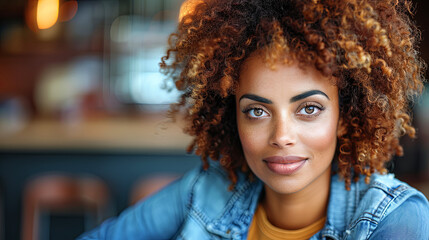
[368,194,429,240]
[76,166,201,240]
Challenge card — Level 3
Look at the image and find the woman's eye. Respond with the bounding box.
[298,105,323,116]
[245,108,269,118]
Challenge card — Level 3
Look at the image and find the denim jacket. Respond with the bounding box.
[78,161,429,239]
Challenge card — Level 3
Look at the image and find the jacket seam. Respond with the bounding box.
[173,165,207,239]
[346,182,414,239]
[365,188,422,240]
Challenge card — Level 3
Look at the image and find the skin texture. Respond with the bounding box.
[236,53,339,229]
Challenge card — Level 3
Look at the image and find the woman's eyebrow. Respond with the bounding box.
[290,90,330,103]
[239,94,273,104]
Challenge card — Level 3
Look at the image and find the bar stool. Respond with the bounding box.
[129,174,179,205]
[21,174,110,240]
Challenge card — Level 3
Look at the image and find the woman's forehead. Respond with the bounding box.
[237,55,338,100]
[239,52,337,87]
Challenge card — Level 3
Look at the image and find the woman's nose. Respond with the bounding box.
[269,116,296,148]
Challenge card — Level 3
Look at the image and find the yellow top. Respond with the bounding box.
[247,205,326,240]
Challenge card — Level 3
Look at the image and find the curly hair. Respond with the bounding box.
[160,0,426,190]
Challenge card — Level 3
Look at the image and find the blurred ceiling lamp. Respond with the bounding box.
[179,0,203,23]
[26,0,78,32]
[37,0,59,29]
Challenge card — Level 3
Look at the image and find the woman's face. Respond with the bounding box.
[236,55,339,195]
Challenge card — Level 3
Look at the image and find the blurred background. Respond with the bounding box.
[0,0,428,239]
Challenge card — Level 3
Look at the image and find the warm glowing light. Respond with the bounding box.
[36,0,59,29]
[179,0,203,23]
[59,0,78,22]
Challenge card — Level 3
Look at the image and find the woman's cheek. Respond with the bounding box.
[299,120,337,153]
[238,123,266,156]
[238,127,256,153]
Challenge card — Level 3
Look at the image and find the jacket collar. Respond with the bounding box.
[203,171,361,239]
[205,171,263,239]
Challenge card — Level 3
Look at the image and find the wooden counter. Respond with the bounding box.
[0,115,193,152]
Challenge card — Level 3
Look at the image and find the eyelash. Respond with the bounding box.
[297,103,325,119]
[242,103,325,120]
[242,107,269,120]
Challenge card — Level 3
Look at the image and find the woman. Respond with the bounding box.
[79,0,429,239]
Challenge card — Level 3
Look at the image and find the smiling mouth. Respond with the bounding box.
[263,156,308,175]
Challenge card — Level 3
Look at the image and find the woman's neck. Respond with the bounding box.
[262,168,331,230]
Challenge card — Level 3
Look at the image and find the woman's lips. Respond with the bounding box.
[263,156,307,175]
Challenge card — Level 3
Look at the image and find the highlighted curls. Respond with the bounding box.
[160,0,426,190]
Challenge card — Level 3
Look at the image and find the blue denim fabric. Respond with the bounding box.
[78,161,429,239]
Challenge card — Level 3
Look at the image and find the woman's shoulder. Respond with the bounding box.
[180,160,262,216]
[180,160,235,198]
[356,173,428,217]
[172,160,262,238]
[327,174,429,239]
[356,174,429,239]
